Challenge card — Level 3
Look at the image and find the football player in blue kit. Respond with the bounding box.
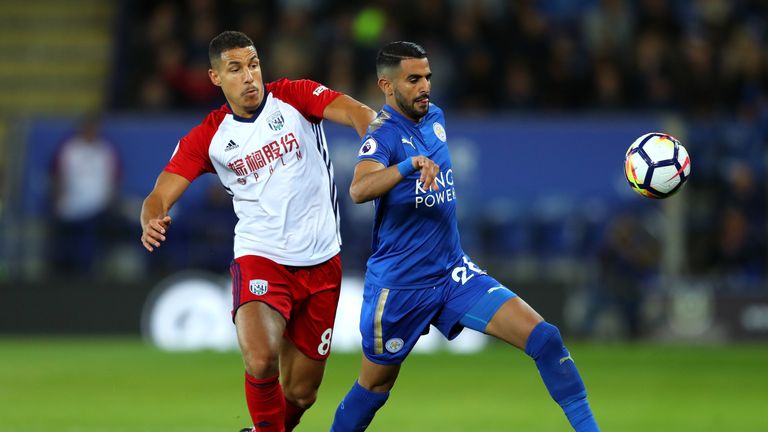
[330,41,600,431]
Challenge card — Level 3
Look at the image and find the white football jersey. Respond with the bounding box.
[165,79,343,266]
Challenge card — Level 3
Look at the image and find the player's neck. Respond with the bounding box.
[230,104,256,118]
[227,97,265,120]
[385,102,420,124]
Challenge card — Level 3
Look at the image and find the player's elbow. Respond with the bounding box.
[350,108,377,138]
[349,182,370,204]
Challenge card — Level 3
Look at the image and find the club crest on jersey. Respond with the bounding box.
[433,122,447,142]
[237,177,247,185]
[249,279,268,296]
[266,111,285,131]
[359,138,377,156]
[385,338,404,353]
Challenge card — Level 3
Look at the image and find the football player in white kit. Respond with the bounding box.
[140,31,376,432]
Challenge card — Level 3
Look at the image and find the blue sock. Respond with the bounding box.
[525,322,600,432]
[330,380,389,432]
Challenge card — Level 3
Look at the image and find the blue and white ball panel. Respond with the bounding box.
[360,267,515,364]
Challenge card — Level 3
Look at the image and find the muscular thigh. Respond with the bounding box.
[285,287,341,360]
[284,255,342,360]
[484,297,543,350]
[231,254,342,361]
[230,255,295,322]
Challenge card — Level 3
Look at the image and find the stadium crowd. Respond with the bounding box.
[114,0,767,116]
[109,0,767,287]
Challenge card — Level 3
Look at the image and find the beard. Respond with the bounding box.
[394,89,429,121]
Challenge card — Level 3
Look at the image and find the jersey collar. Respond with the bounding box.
[227,90,270,123]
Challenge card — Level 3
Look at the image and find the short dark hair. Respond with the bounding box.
[376,41,427,76]
[209,31,254,67]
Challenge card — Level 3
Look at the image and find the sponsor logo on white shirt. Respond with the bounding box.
[225,140,239,151]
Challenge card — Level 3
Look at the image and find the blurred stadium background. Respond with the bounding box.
[1,0,767,431]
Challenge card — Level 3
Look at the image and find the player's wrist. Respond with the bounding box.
[396,158,417,178]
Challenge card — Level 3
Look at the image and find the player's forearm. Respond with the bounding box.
[349,165,404,203]
[347,104,377,138]
[140,192,170,228]
[140,171,190,227]
[324,95,377,138]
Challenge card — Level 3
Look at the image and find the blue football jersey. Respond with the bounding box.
[356,103,464,289]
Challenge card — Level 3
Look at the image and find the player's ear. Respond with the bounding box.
[378,77,391,96]
[209,68,222,87]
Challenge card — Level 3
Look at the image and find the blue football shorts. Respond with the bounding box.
[359,256,517,365]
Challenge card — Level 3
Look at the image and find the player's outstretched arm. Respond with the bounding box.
[349,156,439,203]
[322,94,377,138]
[140,171,191,252]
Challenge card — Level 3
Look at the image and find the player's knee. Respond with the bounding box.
[284,381,319,409]
[242,349,280,378]
[524,321,563,360]
[525,321,587,404]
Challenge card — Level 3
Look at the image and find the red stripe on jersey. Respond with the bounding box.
[164,108,227,182]
[266,78,342,123]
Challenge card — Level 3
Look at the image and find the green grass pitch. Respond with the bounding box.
[1,338,767,431]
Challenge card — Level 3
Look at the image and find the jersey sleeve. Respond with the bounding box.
[266,78,342,123]
[164,111,223,181]
[356,129,395,167]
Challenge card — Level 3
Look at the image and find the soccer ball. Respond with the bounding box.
[624,132,691,199]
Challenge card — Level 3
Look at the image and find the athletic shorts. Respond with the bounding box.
[360,255,516,365]
[230,254,342,360]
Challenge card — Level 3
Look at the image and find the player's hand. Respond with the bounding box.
[141,215,172,252]
[413,156,440,192]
